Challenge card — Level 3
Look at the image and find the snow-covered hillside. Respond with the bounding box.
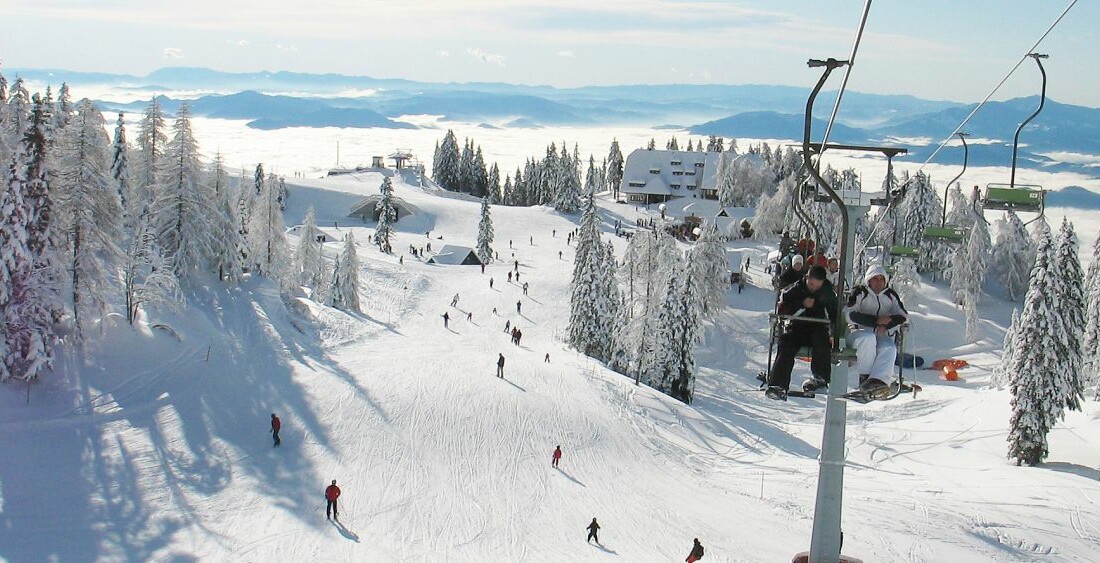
[2,173,1100,562]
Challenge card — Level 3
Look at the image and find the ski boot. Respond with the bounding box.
[859,377,891,401]
[765,386,788,401]
[803,376,828,393]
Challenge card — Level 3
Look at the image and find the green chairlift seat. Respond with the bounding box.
[983,184,1044,212]
[888,245,919,258]
[923,226,967,243]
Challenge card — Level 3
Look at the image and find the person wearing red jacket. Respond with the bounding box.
[325,480,341,520]
[270,413,281,447]
[552,445,562,468]
[686,538,705,562]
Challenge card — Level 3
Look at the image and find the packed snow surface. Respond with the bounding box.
[2,172,1100,562]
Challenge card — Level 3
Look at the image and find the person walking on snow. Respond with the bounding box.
[325,480,341,520]
[442,312,450,328]
[586,518,601,543]
[552,445,562,467]
[497,353,505,378]
[504,320,510,333]
[466,311,473,321]
[507,271,513,283]
[686,538,705,562]
[516,300,522,314]
[490,277,494,289]
[522,282,529,295]
[846,264,909,394]
[544,353,550,363]
[451,293,459,307]
[270,413,281,447]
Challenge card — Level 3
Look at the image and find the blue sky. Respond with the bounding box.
[1,1,1096,106]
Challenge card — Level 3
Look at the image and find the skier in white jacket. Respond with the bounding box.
[845,264,908,392]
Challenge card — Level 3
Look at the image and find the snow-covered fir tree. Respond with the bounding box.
[553,144,581,213]
[751,174,797,240]
[897,171,944,274]
[1082,229,1100,396]
[1007,223,1068,466]
[327,232,361,313]
[133,97,167,216]
[0,158,32,381]
[6,95,60,381]
[606,140,623,199]
[123,203,182,325]
[1053,218,1085,411]
[992,308,1021,389]
[891,257,921,309]
[373,176,396,254]
[568,191,613,359]
[54,99,123,342]
[584,156,600,200]
[52,83,74,131]
[151,104,219,281]
[469,146,488,198]
[475,196,494,264]
[294,206,327,294]
[235,168,253,271]
[208,154,240,282]
[433,130,461,191]
[248,167,290,284]
[487,163,501,204]
[991,210,1032,301]
[688,221,728,319]
[109,112,131,216]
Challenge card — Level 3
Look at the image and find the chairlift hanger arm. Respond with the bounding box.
[1010,53,1049,188]
[942,132,970,227]
[806,142,907,158]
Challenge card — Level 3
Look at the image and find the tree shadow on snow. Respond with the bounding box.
[1041,461,1100,481]
[0,281,390,561]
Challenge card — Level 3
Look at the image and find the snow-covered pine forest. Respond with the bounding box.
[3,75,1100,561]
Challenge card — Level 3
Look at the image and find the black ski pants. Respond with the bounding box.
[327,499,338,519]
[587,529,599,543]
[272,429,281,447]
[768,325,831,390]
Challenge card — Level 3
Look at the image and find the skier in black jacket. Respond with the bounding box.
[766,265,836,400]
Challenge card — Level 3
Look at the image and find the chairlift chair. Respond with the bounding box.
[982,183,1044,223]
[922,225,968,243]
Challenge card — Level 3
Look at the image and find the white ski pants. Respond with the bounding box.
[845,329,897,383]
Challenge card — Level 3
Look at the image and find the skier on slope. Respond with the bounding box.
[586,517,601,543]
[846,264,909,395]
[686,538,705,562]
[325,480,341,520]
[552,445,562,467]
[270,413,281,447]
[497,353,505,378]
[442,312,450,328]
[516,300,522,314]
[451,293,459,307]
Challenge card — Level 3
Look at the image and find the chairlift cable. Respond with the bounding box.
[919,0,1077,169]
[818,0,874,157]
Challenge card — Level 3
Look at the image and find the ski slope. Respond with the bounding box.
[2,171,1100,562]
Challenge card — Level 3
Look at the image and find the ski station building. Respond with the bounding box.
[427,245,484,266]
[620,149,721,204]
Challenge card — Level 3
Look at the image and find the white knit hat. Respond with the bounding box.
[864,264,889,284]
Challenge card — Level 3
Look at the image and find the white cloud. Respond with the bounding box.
[163,47,185,59]
[227,39,249,47]
[276,44,299,53]
[467,47,505,66]
[438,50,451,57]
[557,50,574,58]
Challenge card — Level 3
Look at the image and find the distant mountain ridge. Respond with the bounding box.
[8,66,1099,174]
